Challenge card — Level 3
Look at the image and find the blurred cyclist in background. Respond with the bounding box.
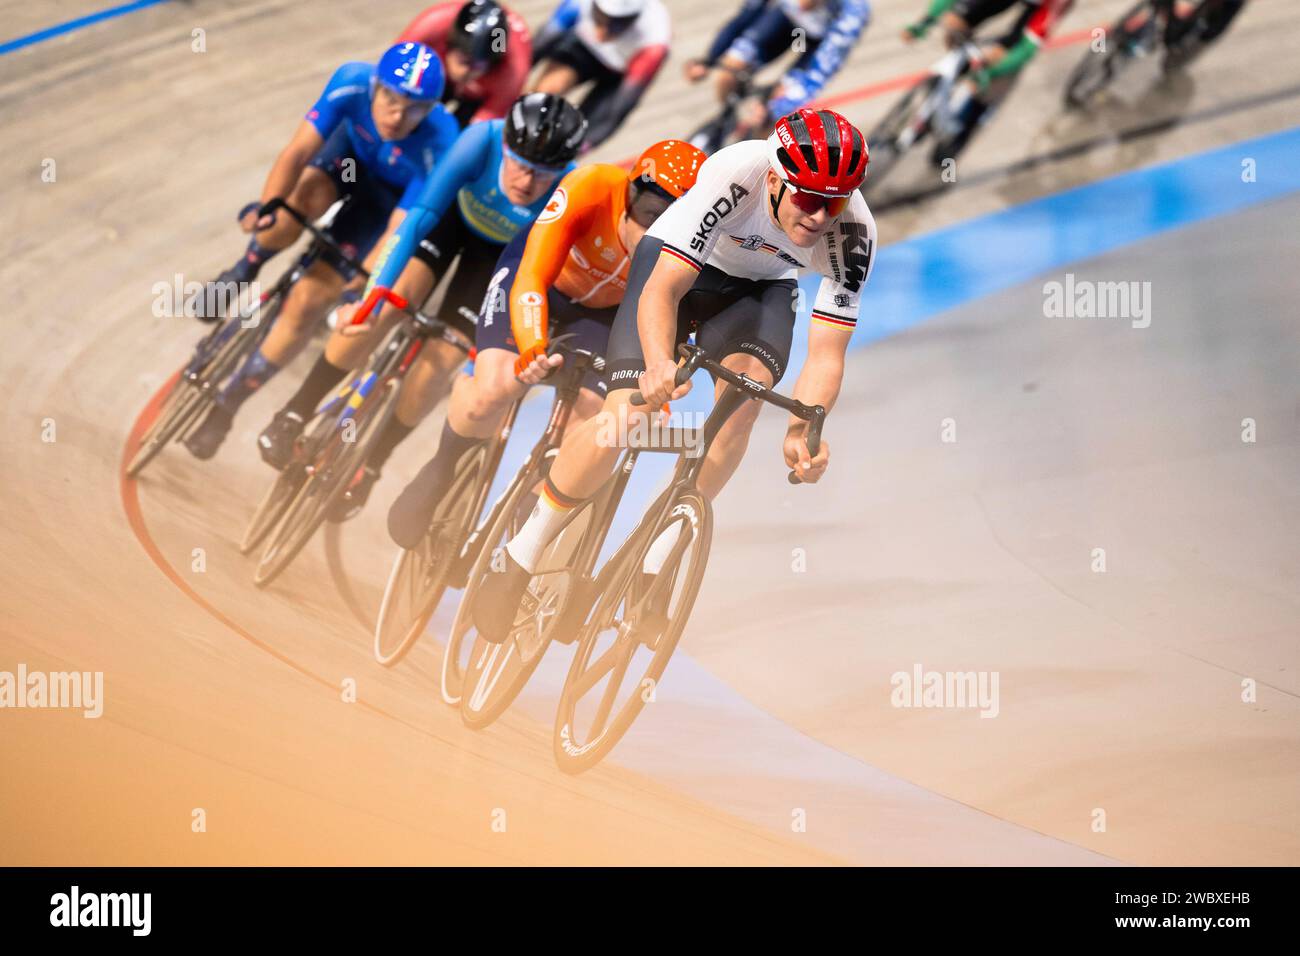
[1151,0,1248,60]
[902,0,1073,160]
[531,0,672,150]
[685,0,872,143]
[185,42,458,460]
[256,94,587,520]
[387,139,707,549]
[398,0,533,126]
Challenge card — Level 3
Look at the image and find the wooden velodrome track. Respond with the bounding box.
[1,0,1296,864]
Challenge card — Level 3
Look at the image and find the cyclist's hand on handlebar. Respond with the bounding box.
[238,200,275,233]
[515,343,562,385]
[335,301,373,335]
[683,58,709,83]
[639,358,691,408]
[784,427,829,484]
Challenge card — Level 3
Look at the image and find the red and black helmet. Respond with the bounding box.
[766,108,869,196]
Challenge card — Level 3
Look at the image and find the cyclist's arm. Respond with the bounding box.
[532,0,581,63]
[509,172,598,361]
[258,62,362,205]
[907,0,958,37]
[368,122,491,293]
[584,44,669,148]
[258,121,325,207]
[703,0,769,66]
[970,0,1063,88]
[767,0,871,117]
[638,255,697,369]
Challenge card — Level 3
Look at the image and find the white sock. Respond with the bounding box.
[642,522,683,576]
[505,483,579,574]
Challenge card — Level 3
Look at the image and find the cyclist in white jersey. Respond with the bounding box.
[471,108,878,642]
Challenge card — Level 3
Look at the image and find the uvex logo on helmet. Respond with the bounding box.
[767,108,868,197]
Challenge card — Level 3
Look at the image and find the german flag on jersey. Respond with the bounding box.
[660,242,702,272]
[811,309,856,331]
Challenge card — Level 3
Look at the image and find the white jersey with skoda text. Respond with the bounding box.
[649,140,877,333]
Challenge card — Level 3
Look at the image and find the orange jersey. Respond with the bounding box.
[510,164,632,354]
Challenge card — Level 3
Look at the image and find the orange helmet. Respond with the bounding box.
[629,139,707,198]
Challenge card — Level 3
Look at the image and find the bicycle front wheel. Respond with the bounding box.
[553,490,712,775]
[253,377,400,588]
[373,447,488,667]
[1064,1,1156,108]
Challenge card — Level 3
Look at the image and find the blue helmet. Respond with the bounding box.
[376,42,445,102]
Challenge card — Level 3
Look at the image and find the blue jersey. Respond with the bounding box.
[768,0,872,117]
[306,62,459,207]
[370,119,575,290]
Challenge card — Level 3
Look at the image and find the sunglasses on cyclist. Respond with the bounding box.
[627,178,674,228]
[783,183,851,218]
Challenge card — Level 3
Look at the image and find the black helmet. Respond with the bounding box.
[504,93,587,167]
[449,0,509,68]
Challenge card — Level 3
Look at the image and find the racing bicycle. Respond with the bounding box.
[127,199,366,477]
[243,287,471,587]
[552,344,824,773]
[1063,0,1245,109]
[373,336,606,672]
[864,37,1009,191]
[687,68,778,156]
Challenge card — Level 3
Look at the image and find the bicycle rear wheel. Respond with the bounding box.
[373,447,488,667]
[252,377,400,587]
[553,490,712,774]
[126,311,265,477]
[1064,1,1157,108]
[439,467,544,709]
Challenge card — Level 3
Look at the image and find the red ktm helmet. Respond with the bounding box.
[767,108,869,197]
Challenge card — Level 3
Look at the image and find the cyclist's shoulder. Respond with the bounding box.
[412,105,461,146]
[396,2,456,44]
[562,162,625,194]
[705,140,772,185]
[637,0,673,40]
[324,61,375,95]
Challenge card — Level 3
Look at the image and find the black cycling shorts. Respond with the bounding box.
[475,226,615,396]
[410,210,506,341]
[308,124,405,278]
[604,236,798,391]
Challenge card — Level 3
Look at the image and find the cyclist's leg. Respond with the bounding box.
[268,208,453,431]
[216,126,351,287]
[688,275,797,500]
[386,234,521,548]
[531,32,594,95]
[690,0,767,80]
[713,6,794,102]
[1198,0,1245,44]
[238,178,398,398]
[183,256,345,459]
